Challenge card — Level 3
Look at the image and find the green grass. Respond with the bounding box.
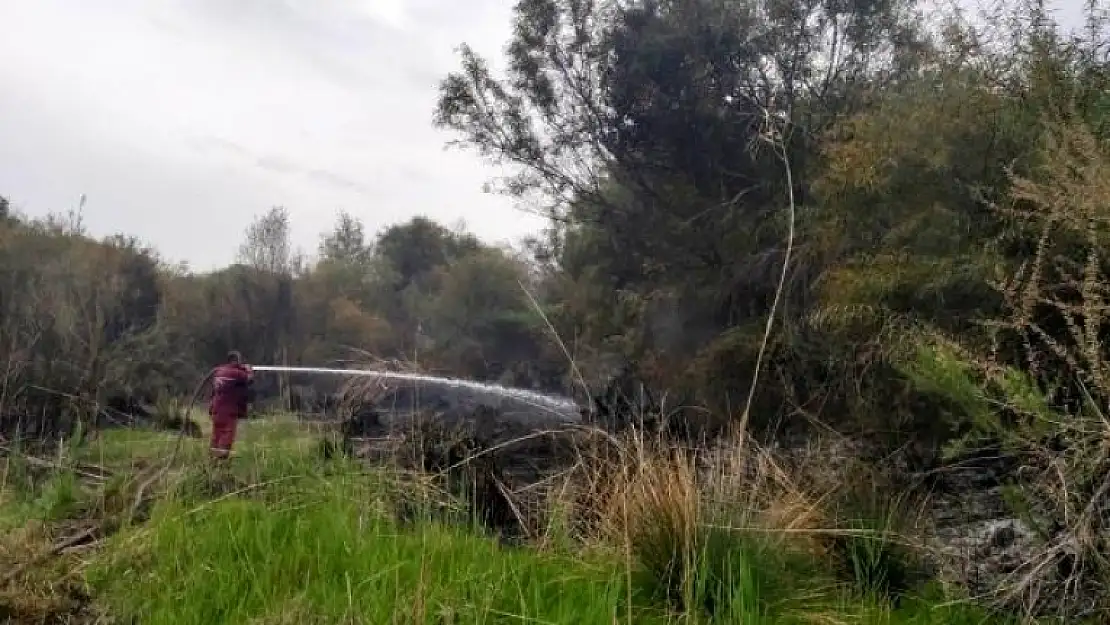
[88,473,661,625]
[85,467,1009,625]
[3,416,1020,624]
[78,411,322,468]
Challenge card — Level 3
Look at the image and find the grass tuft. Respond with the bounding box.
[830,483,927,603]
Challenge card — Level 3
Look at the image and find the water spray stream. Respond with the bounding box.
[250,365,580,419]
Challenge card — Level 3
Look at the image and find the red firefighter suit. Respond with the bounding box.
[208,363,253,453]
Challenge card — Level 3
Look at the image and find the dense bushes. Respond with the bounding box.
[0,210,567,441]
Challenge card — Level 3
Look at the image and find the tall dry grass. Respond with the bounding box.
[521,424,931,618]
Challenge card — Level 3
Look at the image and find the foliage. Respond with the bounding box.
[0,207,562,442]
[898,116,1110,619]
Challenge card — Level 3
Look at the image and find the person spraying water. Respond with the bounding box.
[207,350,255,461]
[190,356,580,462]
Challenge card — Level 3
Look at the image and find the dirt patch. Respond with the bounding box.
[0,584,99,625]
[0,521,104,624]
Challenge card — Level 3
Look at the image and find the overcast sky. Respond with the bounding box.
[0,0,538,270]
[0,0,1088,271]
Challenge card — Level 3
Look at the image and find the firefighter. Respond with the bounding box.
[208,350,254,461]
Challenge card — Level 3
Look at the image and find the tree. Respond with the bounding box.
[435,0,925,216]
[319,210,372,266]
[435,0,929,388]
[419,248,544,381]
[238,206,300,275]
[374,217,481,292]
[233,207,300,406]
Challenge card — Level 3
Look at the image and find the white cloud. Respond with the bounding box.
[348,0,412,29]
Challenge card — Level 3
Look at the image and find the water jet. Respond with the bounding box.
[250,365,581,423]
